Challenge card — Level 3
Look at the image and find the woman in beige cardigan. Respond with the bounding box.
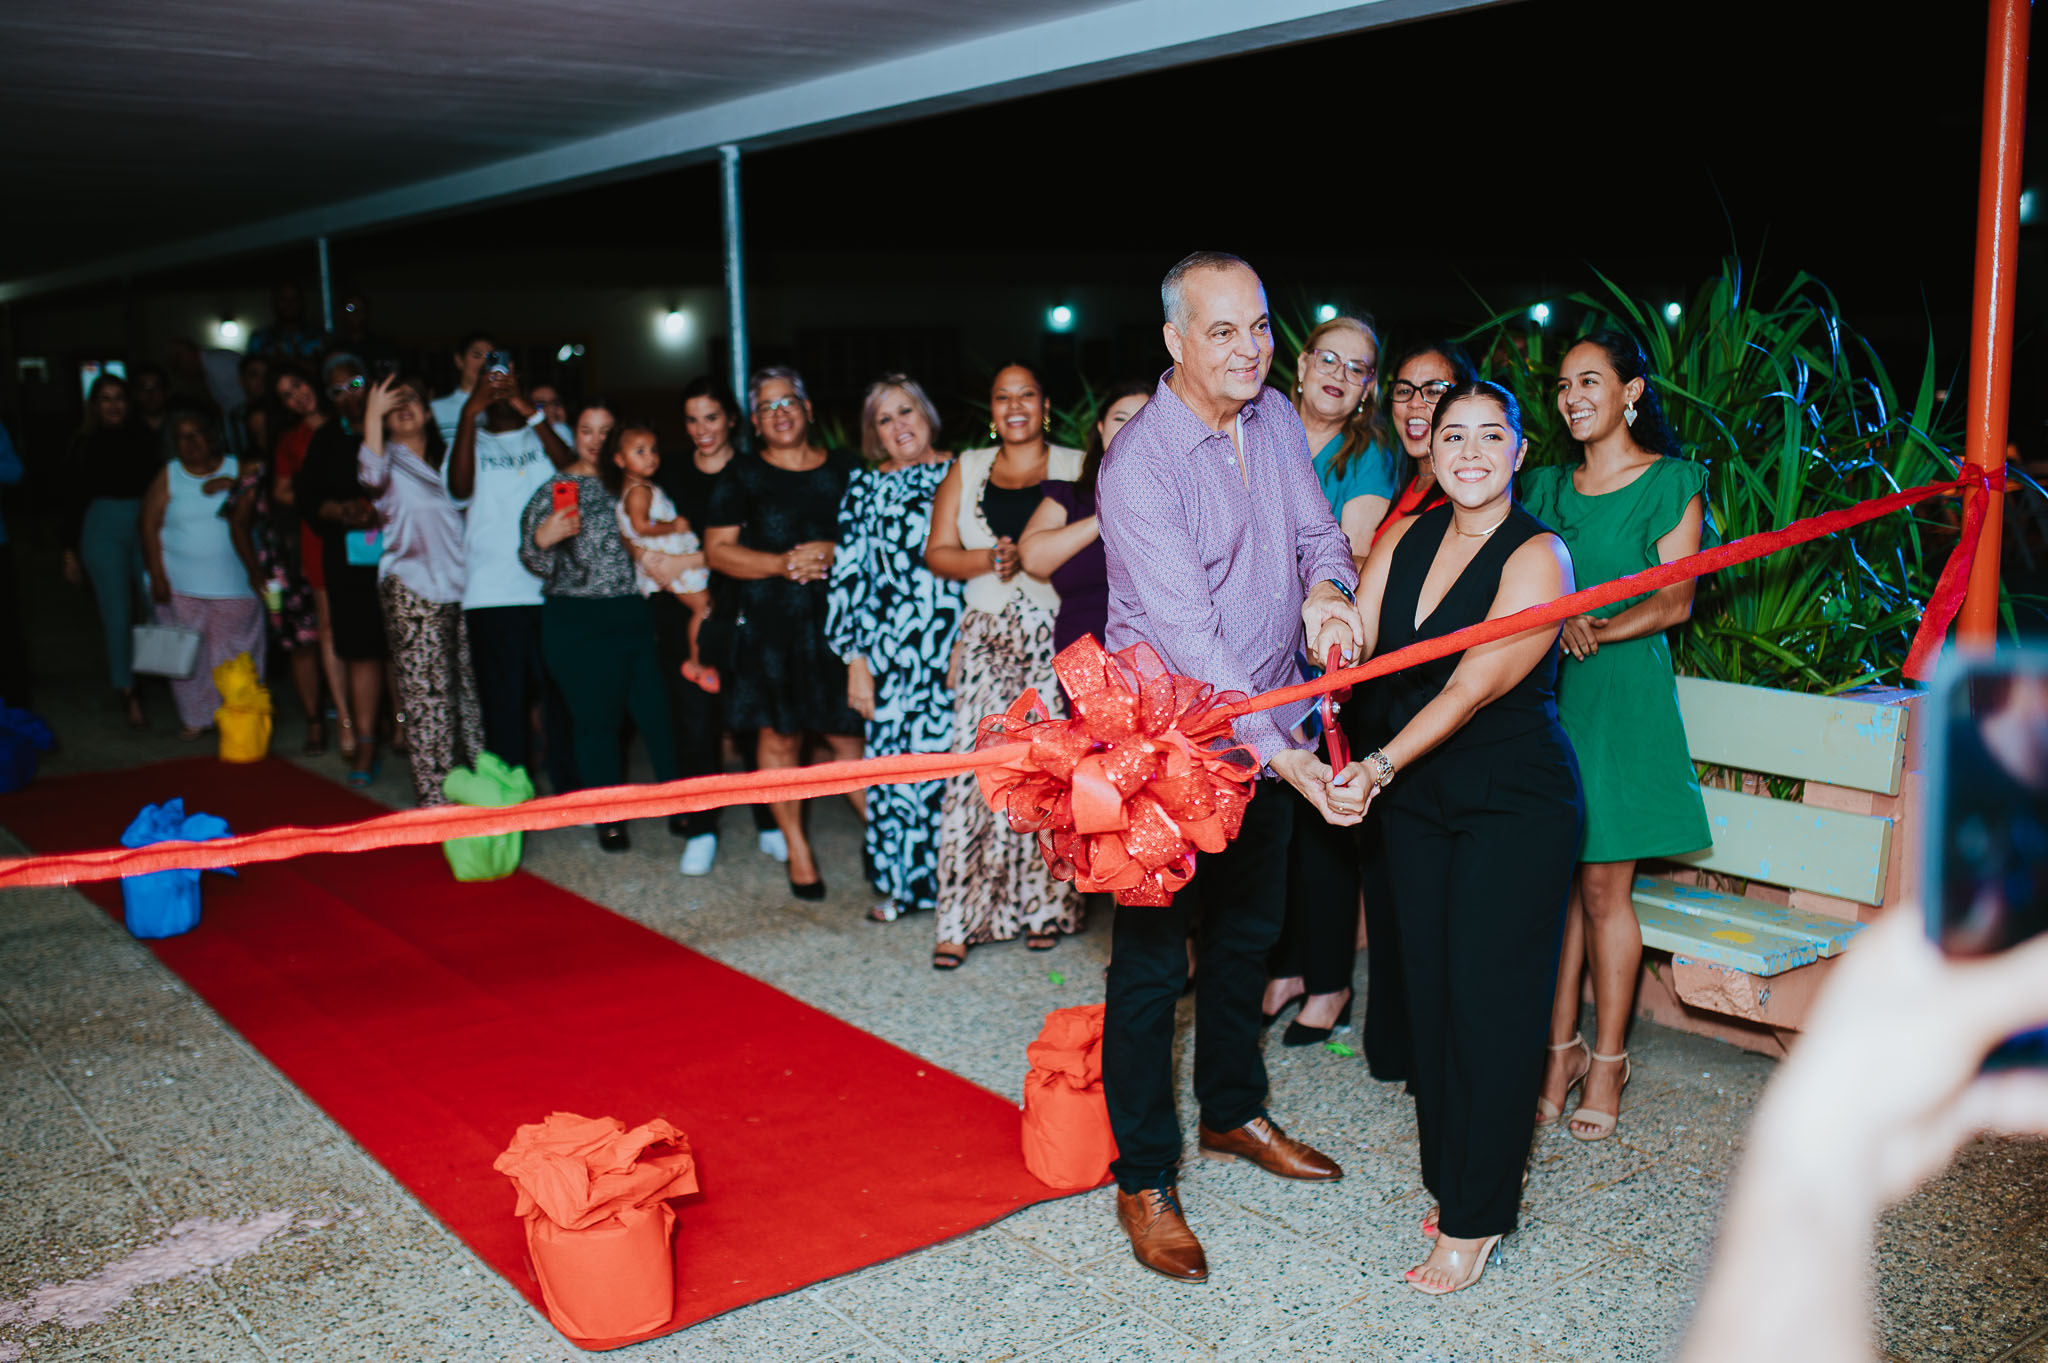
[923,363,1085,969]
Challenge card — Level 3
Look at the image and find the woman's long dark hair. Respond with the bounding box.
[1077,380,1153,508]
[1567,328,1682,457]
[389,374,448,470]
[71,374,129,444]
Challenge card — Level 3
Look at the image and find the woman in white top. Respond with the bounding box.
[922,362,1085,969]
[140,414,265,740]
[359,375,482,807]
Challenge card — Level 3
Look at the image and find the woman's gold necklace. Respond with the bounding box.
[1452,507,1513,539]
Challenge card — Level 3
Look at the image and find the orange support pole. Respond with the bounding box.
[1957,0,2032,645]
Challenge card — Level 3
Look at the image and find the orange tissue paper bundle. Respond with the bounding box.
[492,1111,699,1341]
[1020,1004,1118,1190]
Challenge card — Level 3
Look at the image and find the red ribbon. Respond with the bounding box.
[974,639,1257,906]
[0,467,1992,893]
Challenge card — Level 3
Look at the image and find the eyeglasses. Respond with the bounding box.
[327,376,366,397]
[757,396,801,414]
[1388,379,1455,405]
[1308,349,1375,385]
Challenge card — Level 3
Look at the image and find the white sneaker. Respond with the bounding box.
[757,829,789,863]
[678,833,717,877]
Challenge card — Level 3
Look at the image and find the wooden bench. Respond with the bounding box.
[1629,677,1920,1053]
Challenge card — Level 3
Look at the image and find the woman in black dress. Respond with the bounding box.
[703,367,864,900]
[1351,381,1582,1295]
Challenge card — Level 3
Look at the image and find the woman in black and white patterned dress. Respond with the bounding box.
[825,375,962,922]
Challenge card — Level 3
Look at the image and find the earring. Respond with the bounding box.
[1295,382,1303,395]
[987,423,999,445]
[1042,415,1050,432]
[1624,401,1638,428]
[1356,402,1365,414]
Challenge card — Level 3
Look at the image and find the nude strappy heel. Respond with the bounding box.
[1569,1050,1631,1142]
[1535,1033,1591,1125]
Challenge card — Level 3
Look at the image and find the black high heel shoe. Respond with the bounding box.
[1282,992,1354,1048]
[789,875,826,901]
[597,823,631,852]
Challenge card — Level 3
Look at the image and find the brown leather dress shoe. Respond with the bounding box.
[1115,1185,1208,1282]
[1197,1115,1343,1181]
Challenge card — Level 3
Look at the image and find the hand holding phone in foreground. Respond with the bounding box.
[1681,905,2048,1363]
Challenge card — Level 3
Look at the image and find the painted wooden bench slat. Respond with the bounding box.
[1634,875,1865,960]
[1634,900,1824,975]
[1666,787,1893,905]
[1674,676,1908,796]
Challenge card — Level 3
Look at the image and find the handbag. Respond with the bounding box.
[344,528,383,567]
[131,616,203,679]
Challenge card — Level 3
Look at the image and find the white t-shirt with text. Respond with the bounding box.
[447,425,553,610]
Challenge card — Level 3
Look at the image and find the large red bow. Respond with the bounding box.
[975,637,1259,906]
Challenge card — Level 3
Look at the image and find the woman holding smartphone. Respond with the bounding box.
[520,403,679,852]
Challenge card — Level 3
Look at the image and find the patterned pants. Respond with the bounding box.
[934,601,1082,945]
[379,574,482,807]
[160,593,266,730]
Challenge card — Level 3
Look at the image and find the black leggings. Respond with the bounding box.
[1380,733,1581,1240]
[1270,785,1360,995]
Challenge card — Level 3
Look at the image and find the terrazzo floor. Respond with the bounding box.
[3,551,2047,1362]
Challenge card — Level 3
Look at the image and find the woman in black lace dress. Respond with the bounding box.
[703,367,865,900]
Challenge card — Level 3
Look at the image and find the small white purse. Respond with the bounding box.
[131,619,203,679]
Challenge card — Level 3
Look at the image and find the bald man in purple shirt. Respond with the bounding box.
[1096,251,1371,1283]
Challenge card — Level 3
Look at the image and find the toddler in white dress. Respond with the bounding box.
[612,426,719,693]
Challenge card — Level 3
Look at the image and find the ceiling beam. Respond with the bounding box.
[0,0,1496,303]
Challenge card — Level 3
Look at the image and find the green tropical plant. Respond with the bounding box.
[1461,258,1965,695]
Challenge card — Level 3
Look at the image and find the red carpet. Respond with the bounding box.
[0,757,1077,1350]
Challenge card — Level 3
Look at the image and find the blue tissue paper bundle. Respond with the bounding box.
[0,708,55,794]
[119,798,235,940]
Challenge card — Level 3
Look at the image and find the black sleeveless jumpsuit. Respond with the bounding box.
[1374,502,1584,1241]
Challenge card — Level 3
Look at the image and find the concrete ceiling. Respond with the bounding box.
[0,0,1491,301]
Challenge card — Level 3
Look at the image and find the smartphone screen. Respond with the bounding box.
[1929,651,2048,1068]
[552,480,578,514]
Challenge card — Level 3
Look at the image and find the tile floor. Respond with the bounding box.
[3,574,2047,1362]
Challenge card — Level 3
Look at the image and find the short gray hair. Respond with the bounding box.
[1161,251,1254,332]
[747,365,810,413]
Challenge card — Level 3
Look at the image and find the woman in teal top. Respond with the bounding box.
[1293,314,1401,567]
[1522,330,1712,1144]
[1261,313,1400,1046]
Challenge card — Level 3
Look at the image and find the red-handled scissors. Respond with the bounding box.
[1320,643,1352,773]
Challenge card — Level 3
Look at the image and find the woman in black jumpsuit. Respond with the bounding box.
[1351,382,1583,1295]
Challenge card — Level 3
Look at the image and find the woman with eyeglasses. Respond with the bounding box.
[1260,315,1400,1046]
[703,367,865,898]
[59,375,161,728]
[1377,341,1478,547]
[1291,315,1400,568]
[294,355,388,786]
[923,362,1085,970]
[1318,339,1482,1080]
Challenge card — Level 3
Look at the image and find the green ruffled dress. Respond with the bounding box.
[1522,457,1714,863]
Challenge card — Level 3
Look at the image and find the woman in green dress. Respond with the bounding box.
[1523,329,1712,1142]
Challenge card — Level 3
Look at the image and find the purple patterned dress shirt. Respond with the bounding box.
[1099,371,1359,770]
